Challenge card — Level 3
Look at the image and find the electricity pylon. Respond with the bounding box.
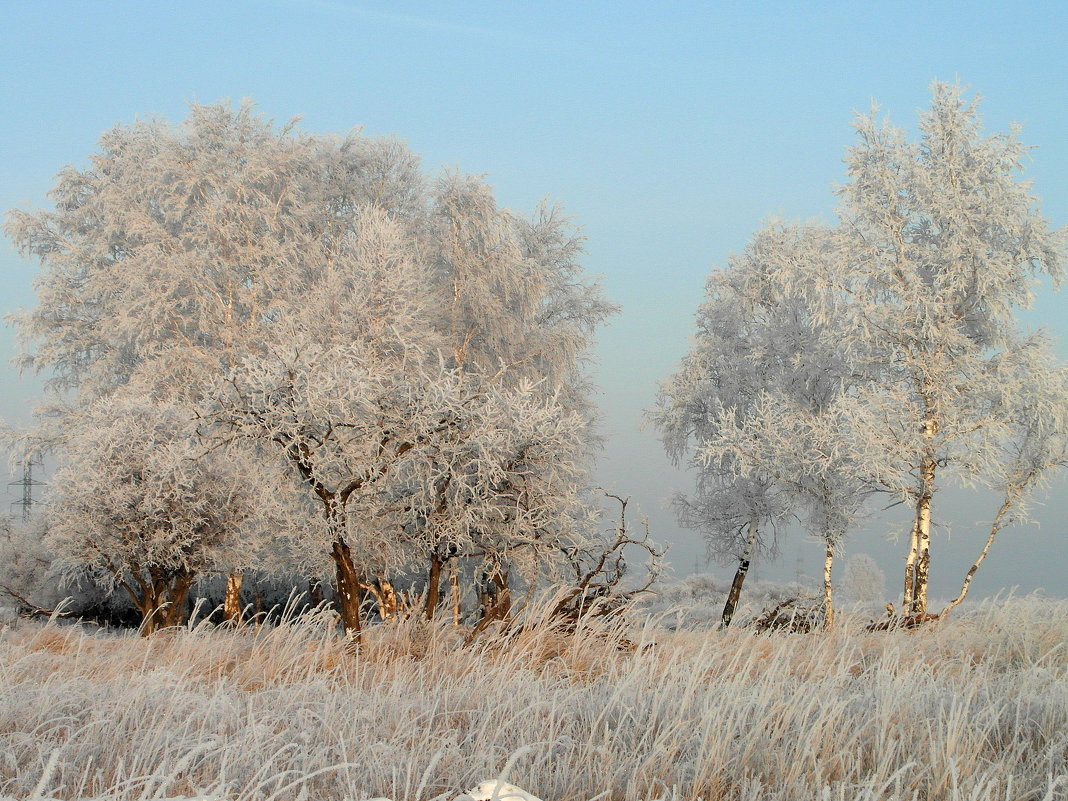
[9,458,45,522]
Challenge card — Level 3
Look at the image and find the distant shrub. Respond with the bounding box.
[841,553,887,606]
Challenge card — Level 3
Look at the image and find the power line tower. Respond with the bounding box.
[9,458,46,522]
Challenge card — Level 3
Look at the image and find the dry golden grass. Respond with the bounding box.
[1,596,1066,801]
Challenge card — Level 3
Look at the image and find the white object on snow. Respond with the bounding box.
[459,780,543,801]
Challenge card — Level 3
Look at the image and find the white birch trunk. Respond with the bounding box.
[822,541,835,627]
[903,519,919,611]
[913,455,936,615]
[941,492,1015,618]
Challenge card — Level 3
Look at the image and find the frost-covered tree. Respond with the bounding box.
[0,515,63,614]
[651,241,792,628]
[700,225,870,625]
[205,209,441,635]
[3,104,399,616]
[653,224,868,626]
[384,379,598,620]
[45,395,296,634]
[414,174,615,615]
[212,202,608,634]
[841,553,887,607]
[937,342,1068,616]
[828,82,1068,615]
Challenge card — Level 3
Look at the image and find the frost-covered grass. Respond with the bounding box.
[2,597,1066,801]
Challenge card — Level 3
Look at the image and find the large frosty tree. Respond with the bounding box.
[5,103,369,623]
[209,183,614,635]
[829,83,1068,615]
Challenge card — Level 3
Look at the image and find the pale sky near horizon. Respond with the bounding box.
[2,1,1066,601]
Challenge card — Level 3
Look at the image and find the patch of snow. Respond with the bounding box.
[458,780,544,801]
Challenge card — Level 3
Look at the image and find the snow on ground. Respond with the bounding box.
[458,780,544,801]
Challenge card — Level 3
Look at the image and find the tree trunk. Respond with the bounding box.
[128,568,196,636]
[903,519,919,611]
[223,571,244,624]
[941,493,1014,619]
[473,568,512,637]
[822,540,835,627]
[490,568,511,619]
[332,537,362,642]
[124,573,159,637]
[912,456,936,614]
[138,591,163,637]
[424,551,444,619]
[253,587,263,628]
[309,578,324,609]
[449,559,462,625]
[132,568,194,636]
[163,570,194,628]
[721,520,757,628]
[146,568,169,635]
[361,576,401,621]
[378,577,399,620]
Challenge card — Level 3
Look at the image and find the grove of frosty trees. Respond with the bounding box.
[5,82,1068,636]
[653,82,1068,627]
[5,103,626,636]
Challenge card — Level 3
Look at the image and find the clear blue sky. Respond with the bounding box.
[2,1,1066,600]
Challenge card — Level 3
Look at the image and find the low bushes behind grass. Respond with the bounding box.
[1,596,1066,801]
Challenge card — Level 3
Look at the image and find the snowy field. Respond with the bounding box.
[1,597,1066,801]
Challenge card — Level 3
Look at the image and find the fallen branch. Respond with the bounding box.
[0,585,71,618]
[550,491,664,623]
[865,603,940,632]
[751,597,824,633]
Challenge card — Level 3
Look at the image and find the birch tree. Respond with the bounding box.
[830,82,1067,614]
[651,247,791,628]
[665,84,1068,624]
[654,223,868,626]
[936,340,1068,616]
